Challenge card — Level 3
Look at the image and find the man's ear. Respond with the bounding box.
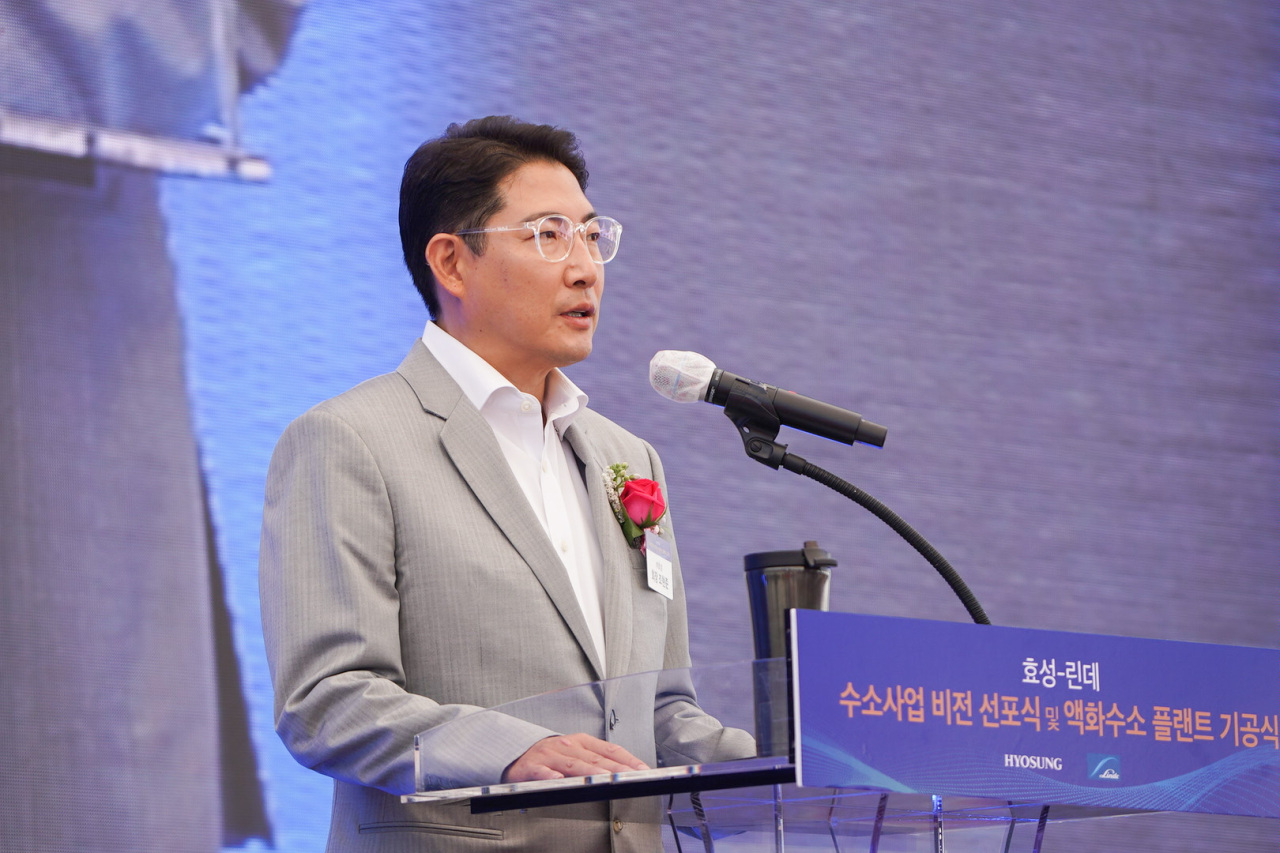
[426,233,469,300]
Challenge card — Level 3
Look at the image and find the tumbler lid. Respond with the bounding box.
[743,540,837,572]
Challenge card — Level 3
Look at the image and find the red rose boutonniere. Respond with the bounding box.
[605,463,667,549]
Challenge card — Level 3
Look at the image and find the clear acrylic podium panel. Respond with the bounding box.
[404,660,1154,851]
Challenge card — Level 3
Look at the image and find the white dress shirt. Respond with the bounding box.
[421,321,607,670]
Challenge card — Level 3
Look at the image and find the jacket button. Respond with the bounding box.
[613,818,624,833]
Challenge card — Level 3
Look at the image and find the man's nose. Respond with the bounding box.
[564,234,600,285]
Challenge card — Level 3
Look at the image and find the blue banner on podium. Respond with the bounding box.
[791,610,1280,818]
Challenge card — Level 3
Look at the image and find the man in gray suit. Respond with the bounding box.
[260,116,751,851]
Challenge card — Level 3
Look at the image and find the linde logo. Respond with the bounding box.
[1003,753,1063,771]
[1088,753,1121,781]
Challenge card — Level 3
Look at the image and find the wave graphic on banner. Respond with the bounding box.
[802,733,1280,818]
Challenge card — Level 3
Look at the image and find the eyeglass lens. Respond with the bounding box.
[535,215,621,263]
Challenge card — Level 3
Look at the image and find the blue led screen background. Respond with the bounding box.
[1,1,1276,850]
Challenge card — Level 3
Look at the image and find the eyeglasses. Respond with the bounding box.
[455,214,623,264]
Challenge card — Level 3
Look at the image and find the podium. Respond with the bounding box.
[403,614,1279,851]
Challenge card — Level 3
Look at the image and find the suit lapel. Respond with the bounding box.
[397,342,606,680]
[563,421,635,682]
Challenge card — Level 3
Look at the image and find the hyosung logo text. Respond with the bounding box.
[1003,753,1062,771]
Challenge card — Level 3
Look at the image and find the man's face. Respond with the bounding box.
[450,159,603,395]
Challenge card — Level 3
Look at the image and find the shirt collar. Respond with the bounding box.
[421,321,588,434]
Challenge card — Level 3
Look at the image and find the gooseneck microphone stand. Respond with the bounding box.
[721,378,991,626]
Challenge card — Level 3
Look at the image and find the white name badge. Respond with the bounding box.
[644,530,674,600]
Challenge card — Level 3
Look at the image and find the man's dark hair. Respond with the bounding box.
[399,116,589,317]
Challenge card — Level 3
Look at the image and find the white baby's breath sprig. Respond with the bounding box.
[603,468,626,527]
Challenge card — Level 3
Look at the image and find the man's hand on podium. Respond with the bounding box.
[502,733,649,783]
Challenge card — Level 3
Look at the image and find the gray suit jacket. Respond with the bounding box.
[260,341,748,852]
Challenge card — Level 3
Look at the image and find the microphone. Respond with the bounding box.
[649,350,887,447]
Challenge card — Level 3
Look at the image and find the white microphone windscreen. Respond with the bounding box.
[649,350,716,403]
